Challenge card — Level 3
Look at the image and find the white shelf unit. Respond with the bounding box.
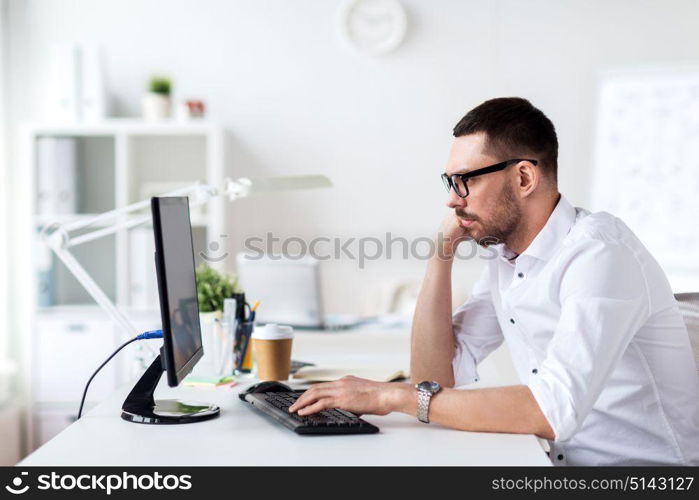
[20,119,226,452]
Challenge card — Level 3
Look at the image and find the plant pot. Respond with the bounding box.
[141,92,171,121]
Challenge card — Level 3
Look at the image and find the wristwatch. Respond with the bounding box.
[416,381,442,423]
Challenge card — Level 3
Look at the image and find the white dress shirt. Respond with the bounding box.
[451,195,699,466]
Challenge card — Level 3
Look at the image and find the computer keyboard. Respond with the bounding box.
[252,391,379,435]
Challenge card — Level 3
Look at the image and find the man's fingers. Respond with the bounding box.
[289,389,323,411]
[288,393,314,412]
[289,387,333,412]
[297,398,333,416]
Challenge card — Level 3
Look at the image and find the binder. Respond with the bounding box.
[36,137,78,215]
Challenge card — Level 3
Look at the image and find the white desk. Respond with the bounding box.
[20,328,551,466]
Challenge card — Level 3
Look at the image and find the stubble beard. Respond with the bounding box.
[459,183,521,248]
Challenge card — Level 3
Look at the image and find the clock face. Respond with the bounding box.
[337,0,408,56]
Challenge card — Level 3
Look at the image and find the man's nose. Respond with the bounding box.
[446,188,466,209]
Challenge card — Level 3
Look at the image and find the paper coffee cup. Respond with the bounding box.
[252,324,294,381]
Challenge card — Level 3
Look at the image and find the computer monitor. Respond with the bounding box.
[152,197,205,386]
[120,196,220,424]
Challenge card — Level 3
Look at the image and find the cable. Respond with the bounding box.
[77,329,162,419]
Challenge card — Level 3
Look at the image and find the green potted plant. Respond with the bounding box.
[192,263,241,376]
[142,75,172,121]
[196,263,239,313]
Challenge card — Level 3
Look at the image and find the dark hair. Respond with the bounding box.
[453,97,558,182]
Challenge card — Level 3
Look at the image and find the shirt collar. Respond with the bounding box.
[499,195,577,263]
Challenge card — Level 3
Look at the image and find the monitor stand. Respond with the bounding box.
[121,354,220,424]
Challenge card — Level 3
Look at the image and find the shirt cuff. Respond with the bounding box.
[528,374,579,442]
[452,341,481,387]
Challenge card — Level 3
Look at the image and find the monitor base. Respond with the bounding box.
[120,353,220,425]
[121,399,220,424]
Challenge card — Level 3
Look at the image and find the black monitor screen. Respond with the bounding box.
[151,197,203,386]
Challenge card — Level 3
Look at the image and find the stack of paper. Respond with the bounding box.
[292,366,408,383]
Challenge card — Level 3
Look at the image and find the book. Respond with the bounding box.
[292,366,408,383]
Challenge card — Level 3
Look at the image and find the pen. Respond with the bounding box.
[238,300,260,371]
[242,300,260,370]
[250,300,260,323]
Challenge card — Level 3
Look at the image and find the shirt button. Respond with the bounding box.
[557,454,564,461]
[532,368,538,374]
[509,318,515,324]
[517,272,524,278]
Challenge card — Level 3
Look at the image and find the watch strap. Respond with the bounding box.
[416,387,433,423]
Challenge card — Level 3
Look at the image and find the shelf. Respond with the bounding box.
[25,118,222,137]
[43,232,117,307]
[37,304,160,318]
[36,304,105,315]
[127,135,209,204]
[22,115,226,453]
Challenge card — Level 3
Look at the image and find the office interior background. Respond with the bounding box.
[1,0,698,464]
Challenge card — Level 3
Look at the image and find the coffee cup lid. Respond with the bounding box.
[252,323,294,340]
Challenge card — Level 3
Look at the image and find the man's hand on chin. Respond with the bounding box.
[288,376,414,417]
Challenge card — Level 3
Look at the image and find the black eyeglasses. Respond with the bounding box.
[441,159,538,198]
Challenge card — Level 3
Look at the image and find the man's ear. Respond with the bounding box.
[516,160,539,198]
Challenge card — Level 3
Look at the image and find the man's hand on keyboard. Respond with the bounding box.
[288,376,412,417]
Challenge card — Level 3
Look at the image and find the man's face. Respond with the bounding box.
[444,132,522,247]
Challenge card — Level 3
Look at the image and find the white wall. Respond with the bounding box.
[0,0,21,464]
[0,0,10,384]
[7,0,699,314]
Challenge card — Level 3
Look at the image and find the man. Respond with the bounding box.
[289,97,699,466]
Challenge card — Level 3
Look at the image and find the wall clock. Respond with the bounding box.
[337,0,408,56]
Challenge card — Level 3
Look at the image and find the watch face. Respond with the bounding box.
[417,381,441,393]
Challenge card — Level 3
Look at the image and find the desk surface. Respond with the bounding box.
[21,328,551,466]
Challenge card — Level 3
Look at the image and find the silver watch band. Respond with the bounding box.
[416,388,433,423]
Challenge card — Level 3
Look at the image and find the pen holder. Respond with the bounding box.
[234,320,254,374]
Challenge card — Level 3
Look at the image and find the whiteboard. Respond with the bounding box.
[591,66,699,289]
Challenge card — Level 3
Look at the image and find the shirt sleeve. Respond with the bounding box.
[452,264,504,386]
[527,237,651,442]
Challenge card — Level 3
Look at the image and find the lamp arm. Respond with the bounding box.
[49,244,140,340]
[40,174,330,348]
[41,181,217,350]
[60,182,217,234]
